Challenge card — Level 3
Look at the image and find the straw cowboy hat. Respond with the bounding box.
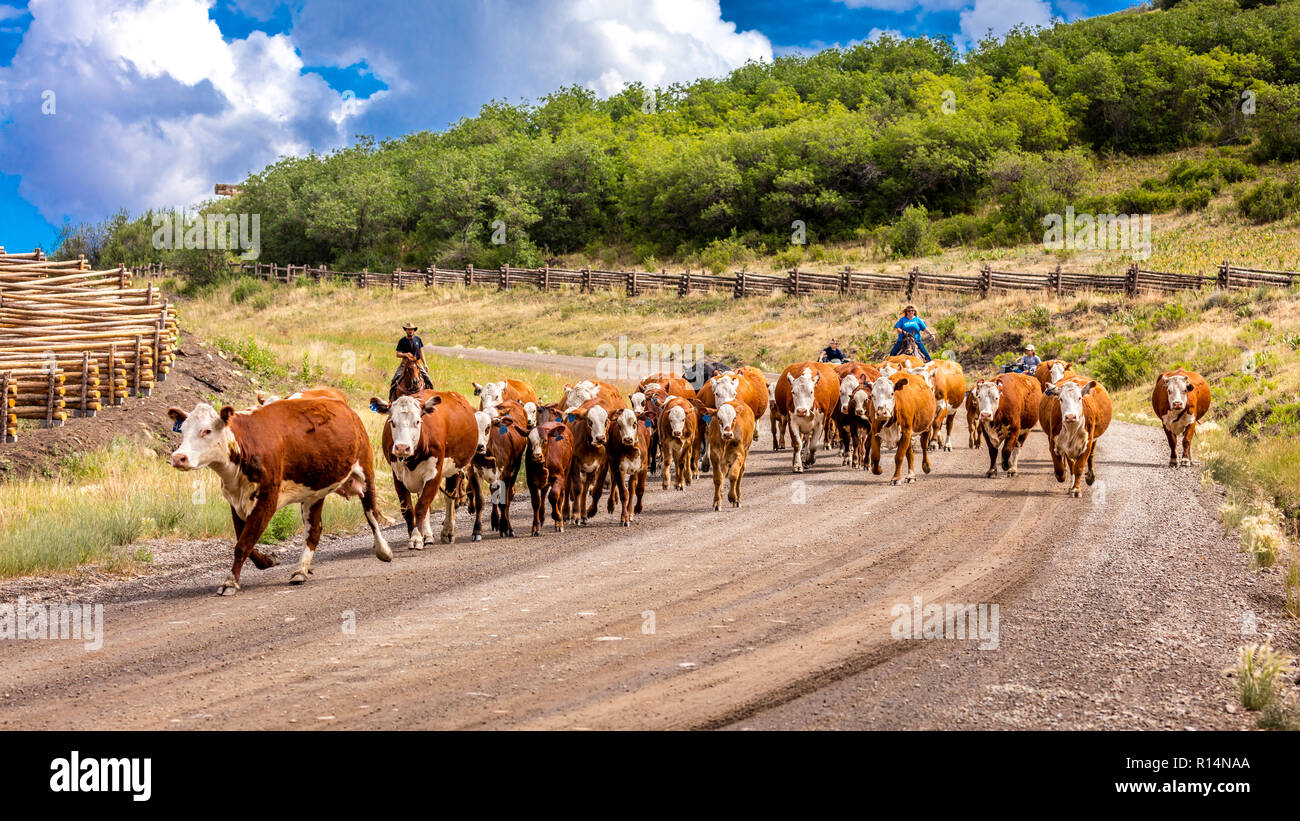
[402,322,418,331]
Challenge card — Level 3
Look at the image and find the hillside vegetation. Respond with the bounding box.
[56,0,1300,276]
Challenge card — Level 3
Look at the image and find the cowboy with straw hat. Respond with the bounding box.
[391,322,435,393]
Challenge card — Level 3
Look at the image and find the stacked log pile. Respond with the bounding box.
[0,247,178,443]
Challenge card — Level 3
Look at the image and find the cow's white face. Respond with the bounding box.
[168,403,234,470]
[563,380,598,411]
[612,409,639,446]
[1165,375,1191,411]
[786,369,819,417]
[527,427,544,461]
[879,363,898,377]
[478,380,508,410]
[716,403,739,440]
[629,392,646,414]
[852,387,872,420]
[1055,380,1093,425]
[523,401,538,428]
[711,374,740,404]
[473,410,493,453]
[666,405,687,438]
[870,376,897,421]
[585,405,609,445]
[1048,362,1067,384]
[767,381,777,403]
[386,395,435,458]
[642,382,662,393]
[974,381,1002,421]
[839,374,859,413]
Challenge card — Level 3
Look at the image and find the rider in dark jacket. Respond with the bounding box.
[819,339,847,363]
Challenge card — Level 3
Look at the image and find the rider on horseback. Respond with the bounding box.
[390,322,435,395]
[889,305,935,362]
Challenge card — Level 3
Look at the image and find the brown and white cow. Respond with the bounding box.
[565,399,613,525]
[167,394,392,595]
[879,354,925,377]
[658,395,698,491]
[914,359,965,452]
[707,400,756,510]
[256,387,348,406]
[1041,377,1112,496]
[562,379,626,412]
[470,399,531,539]
[768,380,788,451]
[833,363,881,467]
[526,421,574,535]
[1034,359,1076,390]
[370,389,481,550]
[1151,368,1212,467]
[473,378,540,426]
[867,374,936,484]
[774,362,839,473]
[700,366,767,437]
[964,387,983,449]
[606,408,651,526]
[972,373,1042,478]
[636,373,697,400]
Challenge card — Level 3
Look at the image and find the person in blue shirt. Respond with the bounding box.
[890,305,935,361]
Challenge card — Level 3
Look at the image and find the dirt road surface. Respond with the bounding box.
[0,350,1290,730]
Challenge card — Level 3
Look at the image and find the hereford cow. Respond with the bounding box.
[774,362,839,473]
[256,387,348,405]
[473,378,539,414]
[562,379,626,412]
[525,422,574,534]
[906,359,966,451]
[370,389,480,550]
[972,373,1042,478]
[565,399,612,525]
[657,395,698,490]
[964,387,983,449]
[867,374,937,484]
[167,394,392,595]
[636,373,696,399]
[707,400,756,510]
[470,399,531,539]
[606,408,651,525]
[701,366,767,433]
[833,363,881,467]
[1041,378,1112,496]
[1151,368,1212,467]
[768,381,788,451]
[1034,359,1076,390]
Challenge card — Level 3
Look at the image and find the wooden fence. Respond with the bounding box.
[0,247,179,444]
[232,260,1297,299]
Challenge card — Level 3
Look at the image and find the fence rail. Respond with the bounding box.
[230,260,1296,299]
[0,247,178,445]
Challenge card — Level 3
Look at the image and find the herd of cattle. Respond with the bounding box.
[164,352,1212,596]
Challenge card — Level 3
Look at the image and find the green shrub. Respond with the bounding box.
[1088,333,1155,389]
[933,213,983,247]
[1178,187,1213,211]
[699,232,754,275]
[885,205,938,258]
[213,335,288,381]
[259,507,300,544]
[1112,186,1178,214]
[230,276,268,305]
[1237,176,1300,224]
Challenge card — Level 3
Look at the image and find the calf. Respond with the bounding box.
[834,364,881,466]
[1035,359,1076,390]
[658,395,698,491]
[472,378,539,414]
[964,387,983,449]
[167,394,391,595]
[636,373,696,399]
[972,373,1042,478]
[774,362,839,473]
[606,408,651,526]
[867,375,936,484]
[525,422,574,534]
[1151,368,1212,467]
[707,400,756,510]
[562,379,626,412]
[371,389,480,549]
[1041,378,1112,496]
[768,381,788,451]
[470,399,531,539]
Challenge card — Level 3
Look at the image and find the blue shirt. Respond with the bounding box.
[1021,354,1042,369]
[895,316,927,336]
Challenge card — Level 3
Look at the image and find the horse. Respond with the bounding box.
[389,352,427,401]
[896,332,924,360]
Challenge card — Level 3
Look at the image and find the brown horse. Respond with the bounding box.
[390,352,427,401]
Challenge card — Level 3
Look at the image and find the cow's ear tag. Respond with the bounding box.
[369,400,381,413]
[498,423,508,435]
[172,419,183,433]
[566,414,576,423]
[643,418,653,427]
[702,414,712,423]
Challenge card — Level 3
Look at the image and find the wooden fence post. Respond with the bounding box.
[118,264,127,289]
[582,266,591,292]
[978,264,991,299]
[787,269,799,297]
[1125,262,1139,297]
[626,270,637,297]
[133,335,143,396]
[1053,263,1063,297]
[734,270,746,299]
[80,352,90,417]
[542,264,550,292]
[108,344,119,405]
[425,267,433,288]
[1217,260,1230,290]
[840,266,851,296]
[679,269,690,297]
[907,267,919,301]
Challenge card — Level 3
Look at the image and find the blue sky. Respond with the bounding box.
[0,0,1137,253]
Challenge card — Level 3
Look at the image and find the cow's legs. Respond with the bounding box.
[409,477,443,549]
[1181,422,1196,467]
[728,450,744,507]
[1085,440,1099,485]
[634,467,646,515]
[613,465,632,526]
[892,429,910,485]
[1008,430,1028,476]
[357,461,393,562]
[983,428,1000,478]
[234,510,281,570]
[393,472,415,536]
[1068,451,1087,497]
[222,491,278,595]
[805,416,821,466]
[790,423,806,473]
[920,428,932,475]
[1163,426,1178,466]
[588,464,607,519]
[289,499,325,583]
[1050,435,1067,482]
